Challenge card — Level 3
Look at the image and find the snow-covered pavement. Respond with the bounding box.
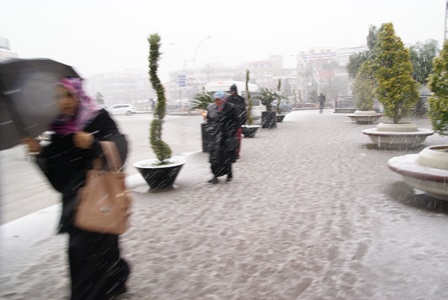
[2,110,448,299]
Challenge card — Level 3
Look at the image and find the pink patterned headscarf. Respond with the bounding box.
[52,77,100,134]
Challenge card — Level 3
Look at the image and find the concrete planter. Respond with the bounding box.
[242,125,261,138]
[133,157,186,191]
[276,114,286,123]
[262,111,277,128]
[363,122,434,149]
[388,145,448,201]
[347,110,382,124]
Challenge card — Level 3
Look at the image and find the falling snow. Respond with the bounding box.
[2,111,448,299]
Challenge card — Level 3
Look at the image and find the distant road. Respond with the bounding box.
[0,114,204,224]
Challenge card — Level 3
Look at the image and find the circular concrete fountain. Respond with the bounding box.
[388,145,448,201]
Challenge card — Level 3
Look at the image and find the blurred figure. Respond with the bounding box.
[206,91,238,183]
[226,84,247,159]
[23,77,130,300]
[318,92,326,114]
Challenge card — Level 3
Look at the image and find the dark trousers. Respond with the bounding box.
[211,163,232,178]
[68,228,130,300]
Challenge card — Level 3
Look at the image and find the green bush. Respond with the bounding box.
[353,61,375,111]
[428,40,448,135]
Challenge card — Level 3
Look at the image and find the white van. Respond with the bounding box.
[204,81,265,124]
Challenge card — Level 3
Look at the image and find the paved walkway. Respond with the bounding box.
[2,110,448,299]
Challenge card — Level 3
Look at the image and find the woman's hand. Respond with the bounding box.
[73,131,94,149]
[22,137,42,155]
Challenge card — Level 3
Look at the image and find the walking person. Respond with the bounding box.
[318,92,326,114]
[226,84,247,159]
[23,77,130,300]
[206,91,239,184]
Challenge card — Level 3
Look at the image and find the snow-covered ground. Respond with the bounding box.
[2,110,448,299]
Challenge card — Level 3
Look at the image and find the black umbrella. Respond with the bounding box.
[0,58,80,150]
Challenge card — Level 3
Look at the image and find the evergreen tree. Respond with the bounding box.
[373,22,418,123]
[428,41,448,135]
[409,39,439,85]
[353,62,375,111]
[347,25,378,78]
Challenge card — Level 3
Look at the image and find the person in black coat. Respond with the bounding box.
[318,92,326,114]
[226,84,247,159]
[206,91,239,183]
[23,77,130,300]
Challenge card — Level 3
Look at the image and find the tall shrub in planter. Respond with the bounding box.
[245,69,254,125]
[148,33,172,164]
[276,79,282,115]
[242,70,260,137]
[373,22,419,124]
[133,33,185,191]
[428,40,448,135]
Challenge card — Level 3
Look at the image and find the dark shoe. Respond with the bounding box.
[207,177,219,184]
[227,171,233,182]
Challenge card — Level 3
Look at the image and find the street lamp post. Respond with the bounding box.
[193,35,212,84]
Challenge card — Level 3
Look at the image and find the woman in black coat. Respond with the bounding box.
[23,77,130,300]
[206,91,239,183]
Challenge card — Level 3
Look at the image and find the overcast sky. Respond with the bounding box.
[2,0,446,82]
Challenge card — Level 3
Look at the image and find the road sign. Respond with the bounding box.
[177,74,186,87]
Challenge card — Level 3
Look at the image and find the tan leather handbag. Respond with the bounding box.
[74,141,132,235]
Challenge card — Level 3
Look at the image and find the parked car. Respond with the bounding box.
[106,104,137,116]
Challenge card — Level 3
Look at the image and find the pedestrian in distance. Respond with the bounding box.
[23,77,130,300]
[206,91,239,184]
[318,92,326,114]
[226,84,247,159]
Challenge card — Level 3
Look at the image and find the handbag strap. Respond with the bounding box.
[98,141,123,172]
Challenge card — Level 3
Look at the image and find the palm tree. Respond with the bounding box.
[190,91,213,111]
[257,87,282,112]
